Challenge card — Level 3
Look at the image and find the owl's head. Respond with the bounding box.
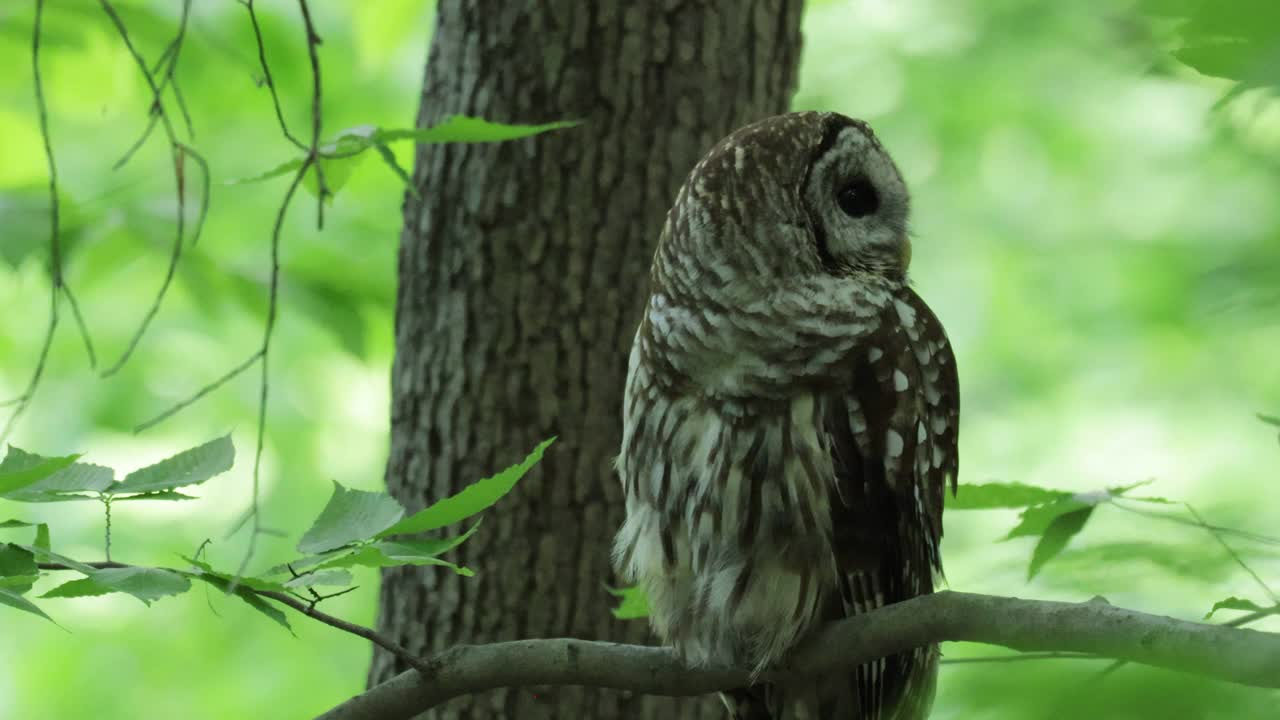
[654,112,911,296]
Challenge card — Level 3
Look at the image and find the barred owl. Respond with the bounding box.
[613,112,959,719]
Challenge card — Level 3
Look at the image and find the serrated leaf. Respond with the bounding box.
[0,586,56,623]
[0,450,80,495]
[0,448,113,501]
[188,572,292,633]
[297,482,406,554]
[375,116,580,144]
[276,521,480,577]
[379,438,554,538]
[0,543,38,594]
[1206,596,1268,618]
[312,542,473,576]
[41,576,113,599]
[108,435,234,495]
[0,574,40,590]
[282,569,352,589]
[23,545,97,575]
[946,482,1071,510]
[607,585,650,620]
[1027,507,1094,579]
[1006,498,1091,539]
[41,567,191,606]
[179,556,289,593]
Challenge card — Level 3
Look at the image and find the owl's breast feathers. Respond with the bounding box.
[614,284,958,718]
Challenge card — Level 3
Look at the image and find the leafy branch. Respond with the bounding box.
[0,437,554,642]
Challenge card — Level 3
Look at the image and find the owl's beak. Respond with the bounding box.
[900,235,913,272]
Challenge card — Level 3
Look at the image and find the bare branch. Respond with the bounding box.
[238,0,308,150]
[98,0,211,377]
[231,153,314,586]
[4,0,64,446]
[316,591,1280,720]
[296,0,328,229]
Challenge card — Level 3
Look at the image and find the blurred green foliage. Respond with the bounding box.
[1,0,1278,718]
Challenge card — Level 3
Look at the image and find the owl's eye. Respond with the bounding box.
[836,178,879,218]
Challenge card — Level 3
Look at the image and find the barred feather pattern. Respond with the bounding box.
[613,112,959,720]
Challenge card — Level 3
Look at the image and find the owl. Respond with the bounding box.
[613,112,959,719]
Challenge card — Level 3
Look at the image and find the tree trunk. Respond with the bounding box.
[370,2,804,718]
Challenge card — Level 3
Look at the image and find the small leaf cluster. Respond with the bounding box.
[0,436,554,631]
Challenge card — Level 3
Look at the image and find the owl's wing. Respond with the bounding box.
[822,286,959,719]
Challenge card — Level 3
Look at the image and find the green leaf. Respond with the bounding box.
[108,435,234,495]
[379,438,554,538]
[0,450,80,495]
[42,567,191,606]
[1006,498,1091,539]
[946,482,1071,510]
[277,521,481,576]
[303,152,366,203]
[33,523,49,551]
[0,586,56,623]
[296,482,406,554]
[1027,507,1094,580]
[23,545,97,575]
[281,569,353,589]
[375,116,580,144]
[1258,413,1280,428]
[0,543,38,594]
[41,577,113,599]
[1206,596,1268,618]
[0,519,36,529]
[188,572,292,633]
[310,541,474,577]
[0,448,113,501]
[179,556,289,594]
[0,574,40,590]
[607,585,650,620]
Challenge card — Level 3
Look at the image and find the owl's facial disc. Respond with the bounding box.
[803,118,910,281]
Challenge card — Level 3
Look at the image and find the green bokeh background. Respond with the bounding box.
[1,1,1277,718]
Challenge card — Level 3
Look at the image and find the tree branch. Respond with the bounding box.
[316,591,1280,720]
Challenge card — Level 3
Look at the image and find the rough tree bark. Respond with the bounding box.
[370,2,804,718]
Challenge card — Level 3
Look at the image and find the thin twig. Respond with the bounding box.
[238,0,307,150]
[1112,499,1280,547]
[36,558,428,674]
[61,284,97,370]
[1183,502,1279,605]
[98,0,210,377]
[133,350,264,433]
[230,154,314,588]
[4,0,63,447]
[296,0,328,229]
[941,651,1103,665]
